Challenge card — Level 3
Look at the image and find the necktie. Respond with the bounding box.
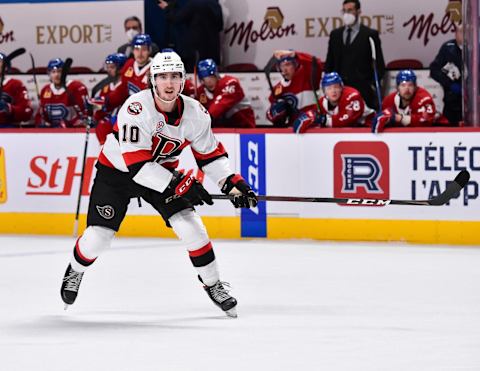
[346,27,352,46]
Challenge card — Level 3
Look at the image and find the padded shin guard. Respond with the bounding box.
[169,209,219,286]
[70,226,115,272]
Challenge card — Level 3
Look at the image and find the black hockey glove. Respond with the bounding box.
[221,174,258,208]
[169,170,213,206]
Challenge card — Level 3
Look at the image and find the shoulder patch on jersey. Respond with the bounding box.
[155,120,165,134]
[125,67,134,78]
[275,84,282,96]
[127,101,143,115]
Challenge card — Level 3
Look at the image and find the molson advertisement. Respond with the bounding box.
[221,0,458,68]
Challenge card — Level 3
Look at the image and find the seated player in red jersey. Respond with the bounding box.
[0,52,33,128]
[103,34,153,112]
[293,72,375,133]
[371,69,436,133]
[196,59,255,128]
[91,53,127,144]
[34,58,89,128]
[266,49,322,127]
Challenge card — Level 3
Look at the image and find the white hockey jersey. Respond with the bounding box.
[98,90,233,193]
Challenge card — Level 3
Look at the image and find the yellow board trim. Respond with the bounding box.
[0,147,7,204]
[0,213,478,245]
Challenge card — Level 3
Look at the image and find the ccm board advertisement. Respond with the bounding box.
[0,130,478,244]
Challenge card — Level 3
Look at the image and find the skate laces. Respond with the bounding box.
[208,281,232,303]
[63,270,84,292]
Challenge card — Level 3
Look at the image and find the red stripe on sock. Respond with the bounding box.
[75,237,96,263]
[188,242,213,257]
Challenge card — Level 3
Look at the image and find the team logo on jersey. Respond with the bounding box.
[96,205,115,220]
[127,102,142,115]
[333,141,389,206]
[43,90,52,99]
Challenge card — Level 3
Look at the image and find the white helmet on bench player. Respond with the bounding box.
[150,51,186,103]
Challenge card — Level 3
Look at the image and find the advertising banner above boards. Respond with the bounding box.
[0,130,477,220]
[0,0,143,71]
[11,70,444,127]
[220,0,458,69]
[1,0,456,74]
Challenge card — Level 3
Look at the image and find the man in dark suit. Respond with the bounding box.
[325,0,385,110]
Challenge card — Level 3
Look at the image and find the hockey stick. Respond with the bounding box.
[310,56,325,127]
[73,119,91,238]
[0,47,26,96]
[29,53,41,101]
[369,37,383,112]
[211,170,470,206]
[60,57,73,89]
[264,55,277,97]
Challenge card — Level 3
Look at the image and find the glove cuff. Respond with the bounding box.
[221,173,244,194]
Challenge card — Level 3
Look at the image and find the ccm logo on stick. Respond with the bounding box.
[346,199,391,205]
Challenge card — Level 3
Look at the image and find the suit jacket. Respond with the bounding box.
[325,24,385,85]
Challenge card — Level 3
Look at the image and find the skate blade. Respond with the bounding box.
[225,307,237,318]
[64,304,69,311]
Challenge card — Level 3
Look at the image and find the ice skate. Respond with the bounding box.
[60,264,84,309]
[199,276,238,318]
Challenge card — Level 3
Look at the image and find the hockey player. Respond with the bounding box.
[266,50,322,127]
[0,53,33,128]
[293,72,374,133]
[60,50,257,318]
[102,34,153,112]
[34,58,89,128]
[196,58,255,128]
[371,70,436,133]
[91,53,128,144]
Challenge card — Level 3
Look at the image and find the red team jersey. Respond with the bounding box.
[0,77,33,127]
[268,52,323,124]
[182,79,196,98]
[105,58,151,112]
[94,80,122,144]
[35,80,88,128]
[319,86,374,127]
[197,75,255,128]
[381,86,436,127]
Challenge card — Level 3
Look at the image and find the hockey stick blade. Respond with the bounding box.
[426,169,470,205]
[211,170,470,207]
[61,57,73,88]
[6,48,26,64]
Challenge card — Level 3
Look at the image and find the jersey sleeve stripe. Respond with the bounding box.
[191,142,227,161]
[191,142,228,168]
[122,150,153,166]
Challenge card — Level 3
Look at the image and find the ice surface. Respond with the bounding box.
[1,235,479,371]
